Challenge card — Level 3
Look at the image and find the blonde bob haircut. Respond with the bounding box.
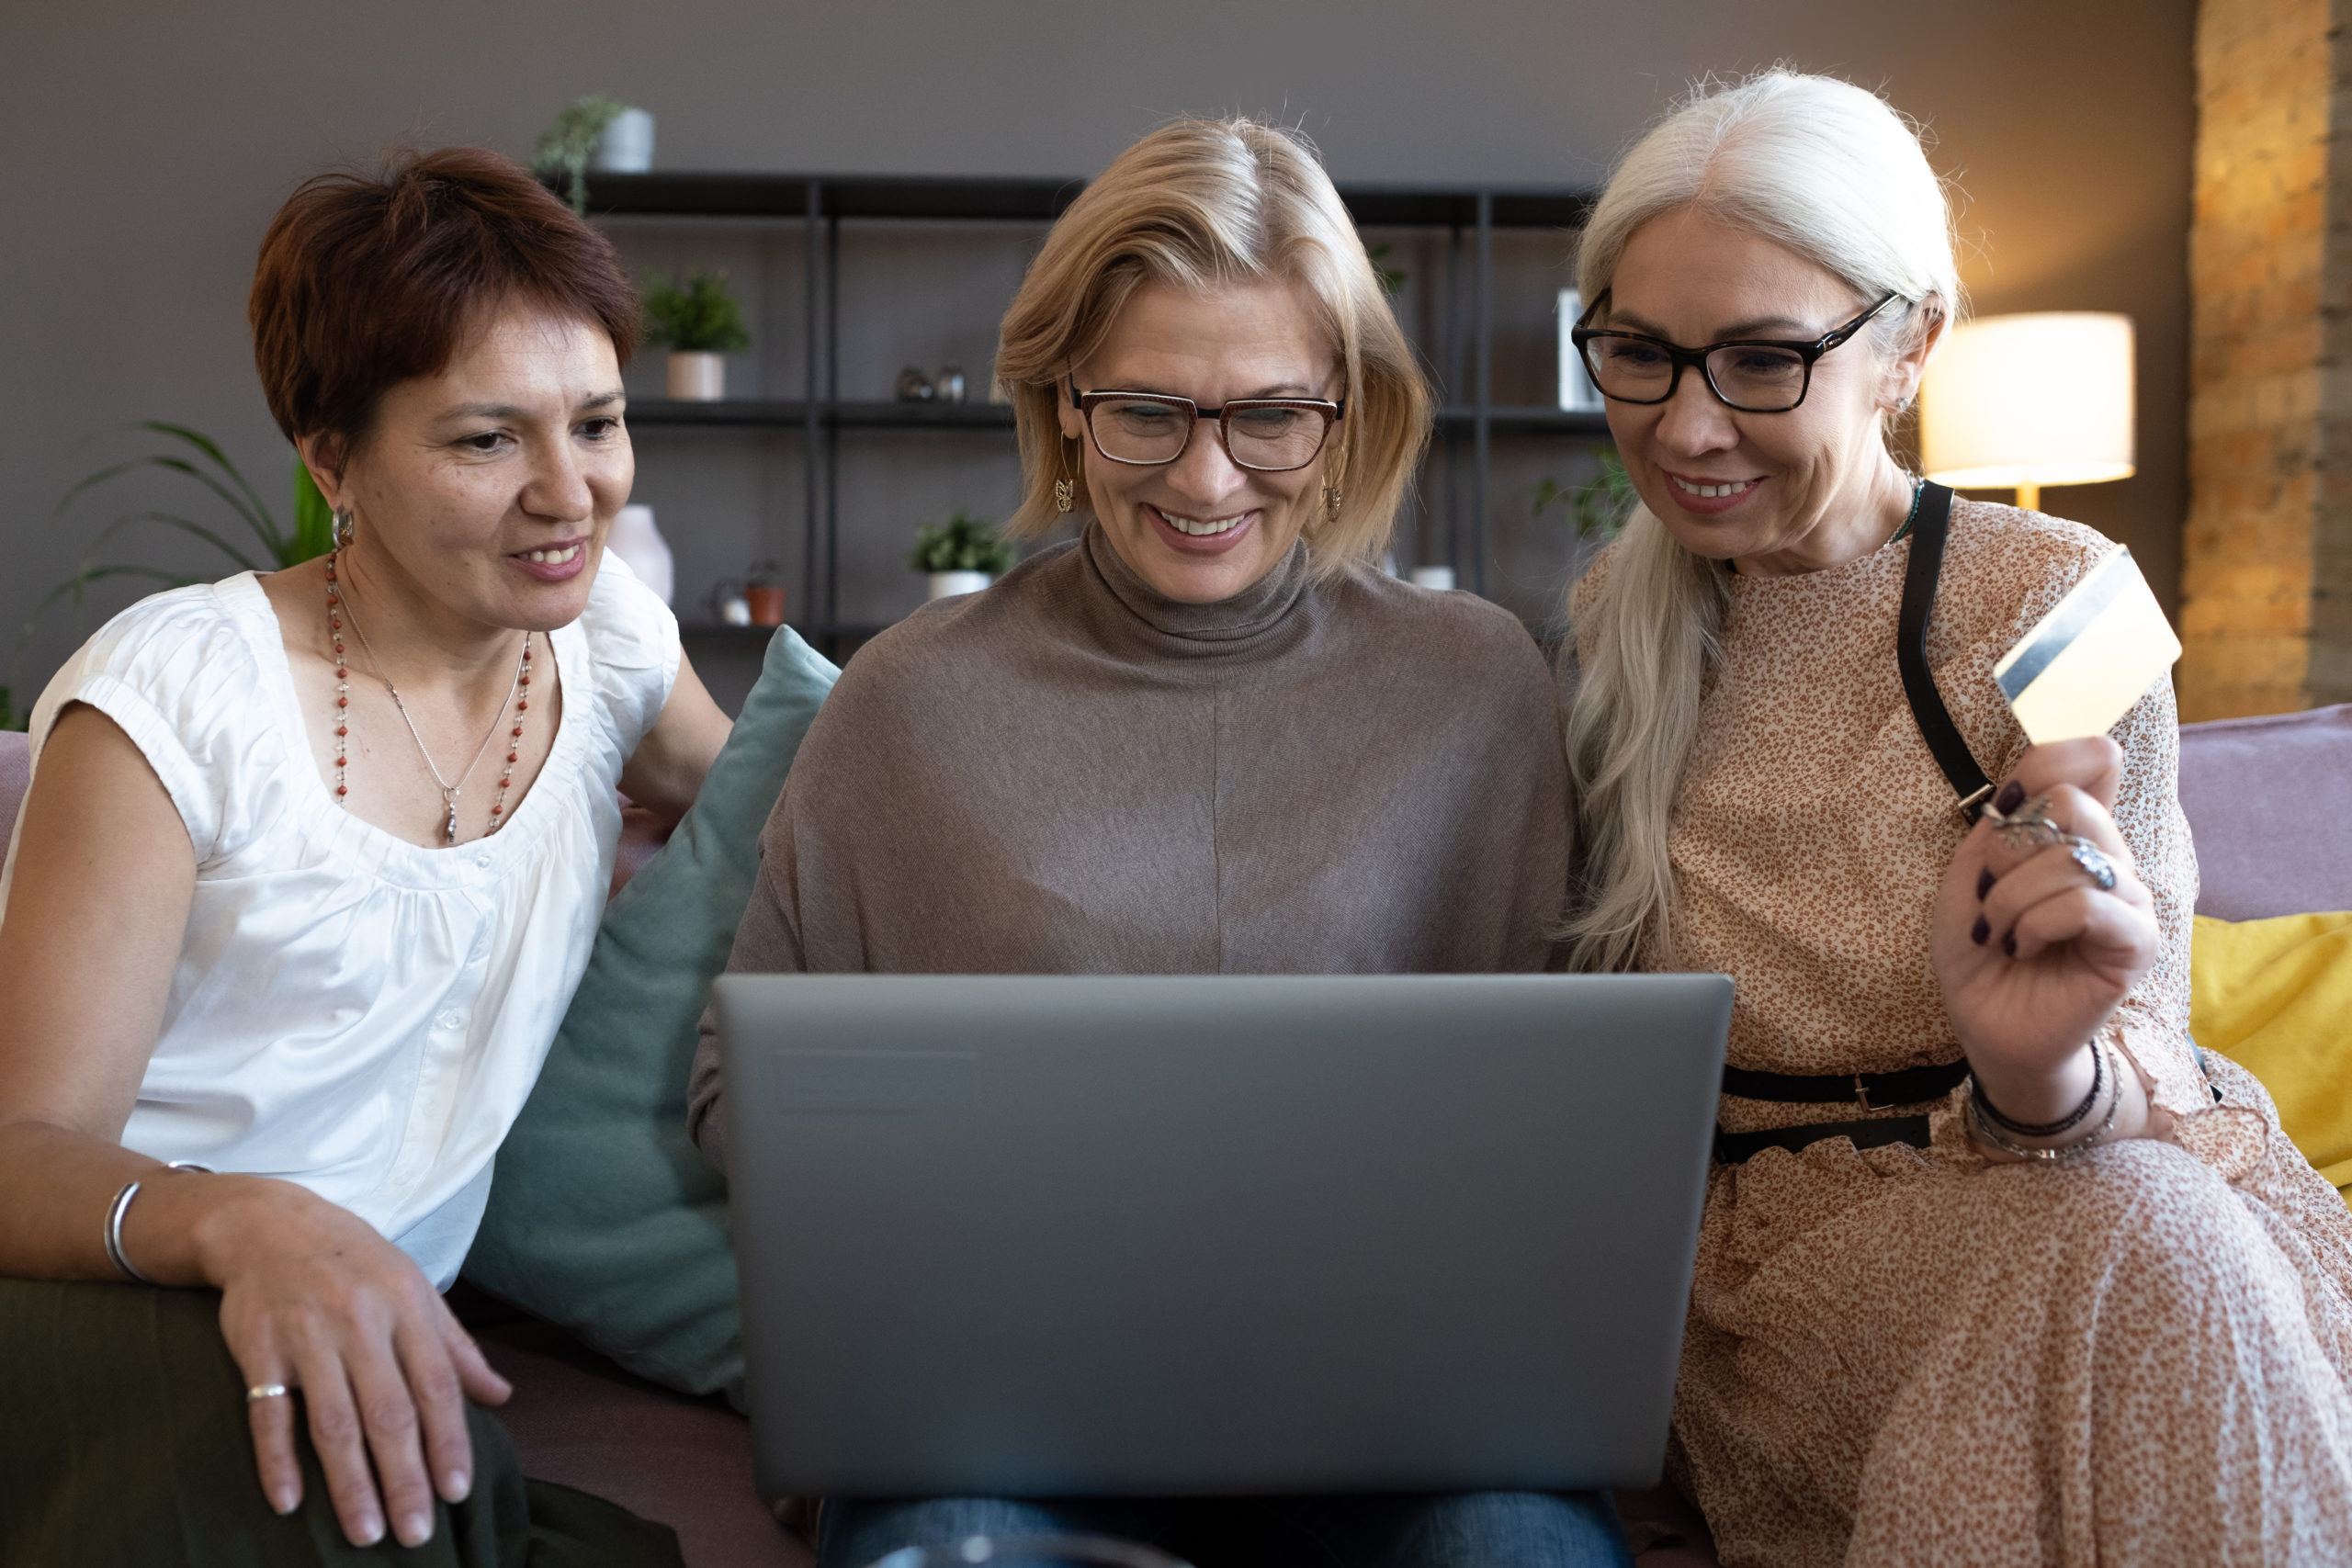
[996,117,1432,578]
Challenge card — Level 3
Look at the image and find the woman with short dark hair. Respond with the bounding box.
[0,147,726,1564]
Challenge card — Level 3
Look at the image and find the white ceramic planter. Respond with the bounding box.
[591,108,656,173]
[667,352,725,401]
[927,570,992,600]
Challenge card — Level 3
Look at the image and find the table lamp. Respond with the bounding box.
[1919,312,2135,513]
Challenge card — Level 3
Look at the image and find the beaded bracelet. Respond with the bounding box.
[1975,1035,2105,1137]
[1966,1044,2122,1163]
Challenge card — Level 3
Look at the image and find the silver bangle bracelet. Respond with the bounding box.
[103,1161,214,1285]
[1966,1043,2123,1163]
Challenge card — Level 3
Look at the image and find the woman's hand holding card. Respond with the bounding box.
[1931,739,2162,1135]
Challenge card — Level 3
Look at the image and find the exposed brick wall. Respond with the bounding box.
[2184,0,2350,717]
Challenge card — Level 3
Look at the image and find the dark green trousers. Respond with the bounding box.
[1,1279,683,1568]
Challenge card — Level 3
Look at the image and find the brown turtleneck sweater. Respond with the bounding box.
[687,525,1571,1168]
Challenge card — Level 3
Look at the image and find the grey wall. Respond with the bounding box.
[1,0,2193,705]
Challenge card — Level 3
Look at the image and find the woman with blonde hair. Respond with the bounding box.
[688,117,1623,1565]
[1562,69,2352,1563]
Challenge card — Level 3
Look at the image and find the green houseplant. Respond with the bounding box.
[909,513,1014,600]
[531,95,630,215]
[643,271,752,401]
[3,424,333,730]
[1532,445,1639,543]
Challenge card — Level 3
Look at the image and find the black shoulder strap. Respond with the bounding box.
[1897,481,1995,818]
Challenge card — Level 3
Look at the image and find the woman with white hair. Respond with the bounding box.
[690,118,1622,1566]
[1562,70,2352,1563]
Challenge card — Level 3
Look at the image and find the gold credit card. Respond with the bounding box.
[1992,546,2182,743]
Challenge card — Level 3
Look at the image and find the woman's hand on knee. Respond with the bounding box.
[200,1179,510,1549]
[1931,739,2160,1116]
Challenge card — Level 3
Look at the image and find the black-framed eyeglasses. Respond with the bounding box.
[1068,382,1345,472]
[1568,291,1901,412]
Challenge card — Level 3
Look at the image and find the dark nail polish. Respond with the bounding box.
[1976,867,1996,901]
[1971,915,1989,945]
[2002,932,2017,958]
[1995,780,2025,815]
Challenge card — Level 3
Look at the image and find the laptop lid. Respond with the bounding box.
[717,973,1729,1498]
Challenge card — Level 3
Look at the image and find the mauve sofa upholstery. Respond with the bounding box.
[2,704,2346,1567]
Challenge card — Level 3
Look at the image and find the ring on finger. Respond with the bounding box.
[1984,792,2065,849]
[246,1382,292,1404]
[2066,836,2119,892]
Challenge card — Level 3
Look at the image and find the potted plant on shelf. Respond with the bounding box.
[909,513,1015,600]
[642,271,751,401]
[530,95,650,215]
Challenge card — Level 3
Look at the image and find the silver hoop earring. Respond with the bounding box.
[333,507,356,548]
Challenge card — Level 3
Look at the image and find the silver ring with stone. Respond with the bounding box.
[245,1383,290,1404]
[2066,838,2118,893]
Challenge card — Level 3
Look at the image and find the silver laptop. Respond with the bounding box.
[715,973,1730,1499]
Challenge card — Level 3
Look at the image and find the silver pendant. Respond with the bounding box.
[444,798,459,845]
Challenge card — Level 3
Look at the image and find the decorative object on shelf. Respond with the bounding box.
[1921,312,2136,513]
[530,95,642,215]
[591,107,655,175]
[642,271,751,401]
[1557,288,1605,412]
[576,173,1598,637]
[935,363,967,403]
[709,578,752,626]
[666,354,724,400]
[928,570,991,599]
[910,513,1015,600]
[895,365,936,402]
[605,504,674,604]
[1366,243,1408,297]
[1532,445,1638,541]
[1410,565,1457,591]
[988,370,1013,405]
[744,559,788,626]
[7,422,334,731]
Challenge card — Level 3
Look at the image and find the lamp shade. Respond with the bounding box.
[1920,312,2135,491]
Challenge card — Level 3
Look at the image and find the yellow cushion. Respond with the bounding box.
[2191,911,2352,1203]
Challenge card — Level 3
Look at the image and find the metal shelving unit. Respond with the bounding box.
[582,172,1601,658]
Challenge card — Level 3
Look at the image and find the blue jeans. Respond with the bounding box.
[816,1491,1631,1568]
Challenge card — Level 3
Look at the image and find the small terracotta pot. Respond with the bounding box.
[745,585,787,626]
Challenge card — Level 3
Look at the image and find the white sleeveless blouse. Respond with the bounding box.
[0,558,679,1288]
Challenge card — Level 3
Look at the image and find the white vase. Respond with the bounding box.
[667,352,725,400]
[927,570,992,600]
[605,504,673,604]
[591,108,655,174]
[1558,287,1603,411]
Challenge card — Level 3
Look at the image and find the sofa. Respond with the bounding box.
[3,701,2346,1568]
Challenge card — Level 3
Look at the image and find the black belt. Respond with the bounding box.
[1713,1060,1969,1165]
[1720,1059,1971,1111]
[1713,1115,1935,1165]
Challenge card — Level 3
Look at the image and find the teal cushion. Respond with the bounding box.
[464,627,838,1404]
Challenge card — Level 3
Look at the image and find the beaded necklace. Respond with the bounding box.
[326,549,531,845]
